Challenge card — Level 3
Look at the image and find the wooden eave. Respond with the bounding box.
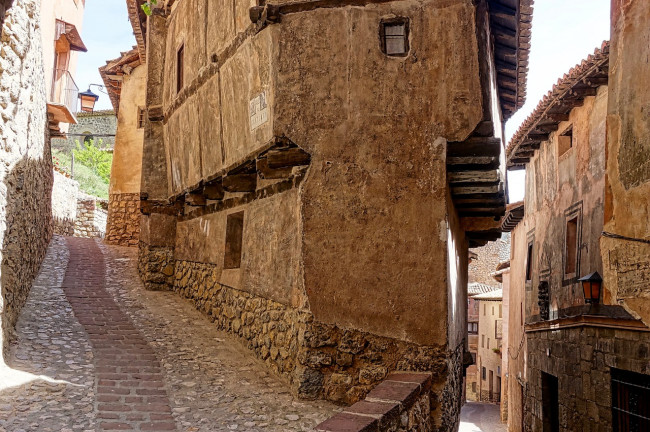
[501,201,524,232]
[489,0,533,120]
[99,47,141,114]
[126,0,148,62]
[506,42,609,169]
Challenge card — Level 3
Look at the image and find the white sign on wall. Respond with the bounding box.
[249,92,269,131]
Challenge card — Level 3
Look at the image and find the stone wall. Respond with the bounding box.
[525,324,649,432]
[73,197,107,238]
[0,0,53,360]
[138,241,175,291]
[469,233,510,287]
[172,258,462,429]
[51,110,117,152]
[51,169,79,236]
[105,193,140,246]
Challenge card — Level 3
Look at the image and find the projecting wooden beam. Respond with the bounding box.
[266,147,311,169]
[447,137,502,158]
[452,184,501,195]
[256,158,294,179]
[222,174,257,192]
[448,170,500,185]
[203,181,225,200]
[447,155,500,169]
[544,113,570,122]
[186,191,207,207]
[527,133,549,141]
[533,123,559,133]
[569,87,598,97]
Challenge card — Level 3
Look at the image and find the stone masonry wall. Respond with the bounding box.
[173,260,461,429]
[138,241,175,291]
[73,197,107,238]
[51,110,117,152]
[525,326,649,432]
[0,0,53,360]
[105,193,140,246]
[51,169,79,236]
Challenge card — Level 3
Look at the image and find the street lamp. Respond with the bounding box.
[78,84,106,113]
[578,272,602,305]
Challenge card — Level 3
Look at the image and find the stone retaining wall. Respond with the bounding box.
[105,193,141,246]
[138,241,175,291]
[525,325,650,432]
[315,372,433,432]
[73,197,107,238]
[52,170,79,236]
[172,259,457,425]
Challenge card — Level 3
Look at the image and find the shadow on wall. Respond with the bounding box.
[0,155,54,362]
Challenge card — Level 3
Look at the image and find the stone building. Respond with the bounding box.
[100,0,148,247]
[474,289,503,403]
[52,109,118,152]
[136,0,532,429]
[0,0,53,361]
[505,39,650,432]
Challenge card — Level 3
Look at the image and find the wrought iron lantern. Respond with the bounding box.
[78,88,99,113]
[578,271,602,305]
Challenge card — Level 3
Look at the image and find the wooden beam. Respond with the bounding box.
[544,112,570,122]
[185,191,207,207]
[448,170,500,185]
[203,181,225,200]
[266,147,311,169]
[447,137,502,158]
[222,174,257,192]
[256,158,294,179]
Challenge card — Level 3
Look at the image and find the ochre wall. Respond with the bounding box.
[273,0,482,347]
[110,65,146,194]
[602,0,650,326]
[518,87,607,320]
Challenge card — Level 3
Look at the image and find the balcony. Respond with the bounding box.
[47,69,79,134]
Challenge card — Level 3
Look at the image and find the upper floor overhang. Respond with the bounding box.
[55,19,87,53]
[126,0,148,63]
[99,47,142,113]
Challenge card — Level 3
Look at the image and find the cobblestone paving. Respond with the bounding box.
[0,236,337,431]
[0,236,96,432]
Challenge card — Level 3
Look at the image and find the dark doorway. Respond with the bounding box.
[612,368,650,432]
[541,372,559,432]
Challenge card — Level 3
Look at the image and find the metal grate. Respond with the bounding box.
[612,368,650,432]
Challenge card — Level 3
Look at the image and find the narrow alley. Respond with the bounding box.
[0,236,336,432]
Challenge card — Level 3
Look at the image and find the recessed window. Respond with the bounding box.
[499,304,502,318]
[137,107,146,129]
[542,372,560,432]
[612,368,650,431]
[482,367,486,380]
[468,322,478,334]
[176,43,185,94]
[482,334,485,348]
[380,18,409,56]
[224,211,244,269]
[484,303,486,315]
[525,242,534,282]
[487,338,490,349]
[558,125,573,156]
[565,216,578,276]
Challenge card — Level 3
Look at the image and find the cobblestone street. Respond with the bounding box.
[0,236,337,431]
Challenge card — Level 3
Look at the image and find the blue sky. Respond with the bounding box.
[74,0,611,201]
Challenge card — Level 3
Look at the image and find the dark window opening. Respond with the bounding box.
[526,242,534,282]
[137,107,146,129]
[380,18,409,56]
[612,368,650,432]
[468,322,478,334]
[224,211,244,269]
[565,216,579,276]
[176,43,184,94]
[83,134,94,145]
[559,125,573,156]
[482,367,486,380]
[542,372,560,432]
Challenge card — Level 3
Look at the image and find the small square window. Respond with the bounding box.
[224,211,244,269]
[559,125,573,156]
[137,107,146,129]
[380,18,409,56]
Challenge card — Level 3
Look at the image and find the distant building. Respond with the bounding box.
[475,289,503,403]
[52,110,117,152]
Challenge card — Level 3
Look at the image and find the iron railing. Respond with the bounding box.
[50,69,79,116]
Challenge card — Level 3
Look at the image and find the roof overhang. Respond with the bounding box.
[488,0,533,120]
[126,0,148,62]
[506,42,609,169]
[55,19,87,52]
[99,48,142,113]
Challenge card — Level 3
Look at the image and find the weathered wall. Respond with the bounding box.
[106,64,146,246]
[0,0,53,360]
[469,233,510,287]
[52,110,117,152]
[519,87,607,320]
[73,196,107,238]
[602,0,650,326]
[524,326,649,432]
[477,299,502,402]
[52,169,79,235]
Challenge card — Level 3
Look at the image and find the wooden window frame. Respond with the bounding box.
[558,125,574,158]
[224,211,244,269]
[562,202,583,286]
[379,17,410,57]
